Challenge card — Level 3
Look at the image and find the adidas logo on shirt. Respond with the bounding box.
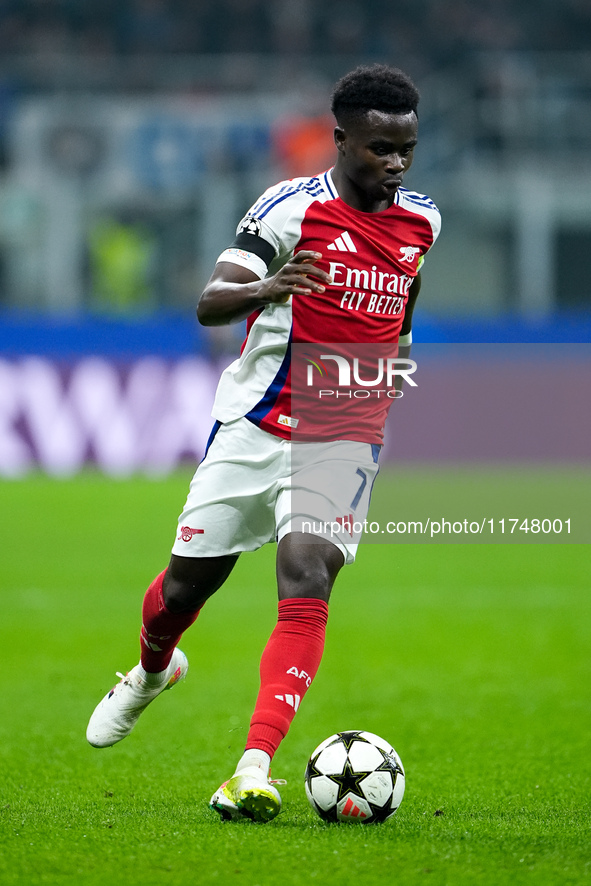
[327,230,357,253]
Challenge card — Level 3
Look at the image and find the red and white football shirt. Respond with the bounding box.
[211,169,440,444]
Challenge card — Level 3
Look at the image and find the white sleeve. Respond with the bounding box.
[215,176,323,278]
[216,246,269,280]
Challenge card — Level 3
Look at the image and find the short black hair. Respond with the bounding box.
[331,64,420,125]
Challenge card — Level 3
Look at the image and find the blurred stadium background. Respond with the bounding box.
[0,0,590,477]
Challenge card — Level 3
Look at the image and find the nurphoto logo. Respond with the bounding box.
[290,343,418,440]
[305,352,417,399]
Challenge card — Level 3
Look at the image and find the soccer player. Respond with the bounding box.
[86,64,441,823]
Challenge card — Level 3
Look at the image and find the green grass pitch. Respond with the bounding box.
[1,468,590,885]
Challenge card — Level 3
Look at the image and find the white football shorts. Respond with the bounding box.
[171,416,380,565]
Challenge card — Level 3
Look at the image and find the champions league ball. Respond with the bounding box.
[305,731,405,824]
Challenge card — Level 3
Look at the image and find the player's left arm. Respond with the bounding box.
[400,271,421,342]
[394,271,421,395]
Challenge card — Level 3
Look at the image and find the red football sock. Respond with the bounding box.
[246,597,329,759]
[140,570,202,673]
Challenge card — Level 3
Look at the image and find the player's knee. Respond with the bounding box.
[162,572,204,613]
[277,535,343,601]
[162,553,237,612]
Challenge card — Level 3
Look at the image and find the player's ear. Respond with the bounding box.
[334,126,346,154]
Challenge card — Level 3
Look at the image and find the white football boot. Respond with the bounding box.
[86,648,188,748]
[209,768,282,823]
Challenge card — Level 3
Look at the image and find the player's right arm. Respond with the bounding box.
[197,251,331,326]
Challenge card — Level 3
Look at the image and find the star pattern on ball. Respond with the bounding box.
[305,731,405,824]
[330,751,395,804]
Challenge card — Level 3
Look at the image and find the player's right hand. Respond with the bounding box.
[260,251,332,304]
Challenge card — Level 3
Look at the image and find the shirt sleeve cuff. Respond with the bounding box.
[216,247,268,280]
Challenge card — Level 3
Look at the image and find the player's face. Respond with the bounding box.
[334,110,418,211]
